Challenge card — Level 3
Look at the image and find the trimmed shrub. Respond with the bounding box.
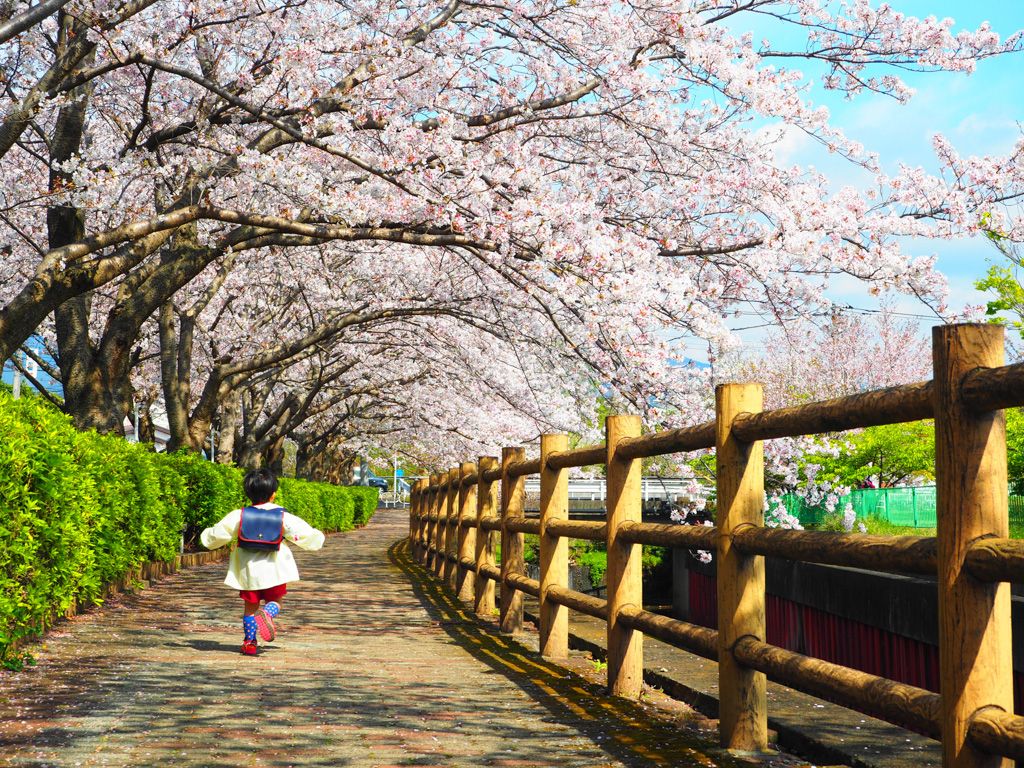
[0,391,376,665]
[0,394,97,644]
[349,487,379,526]
[276,477,370,532]
[164,451,244,548]
[276,477,319,524]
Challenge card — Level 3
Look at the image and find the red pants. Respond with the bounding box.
[238,583,287,603]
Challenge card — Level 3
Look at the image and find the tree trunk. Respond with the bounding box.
[266,435,286,475]
[234,441,264,469]
[216,394,239,464]
[295,439,316,479]
[137,397,157,445]
[60,359,133,434]
[46,41,135,433]
[298,441,357,484]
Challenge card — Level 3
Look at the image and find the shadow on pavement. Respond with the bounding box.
[389,539,751,768]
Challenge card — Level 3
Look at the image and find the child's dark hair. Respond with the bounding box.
[244,468,278,504]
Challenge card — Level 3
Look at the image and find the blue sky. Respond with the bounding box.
[1,343,62,395]
[712,0,1024,355]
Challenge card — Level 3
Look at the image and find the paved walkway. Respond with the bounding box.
[0,510,761,768]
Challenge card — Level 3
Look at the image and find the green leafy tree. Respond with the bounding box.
[976,265,1024,338]
[973,217,1024,494]
[805,421,936,488]
[976,213,1024,341]
[1007,408,1024,495]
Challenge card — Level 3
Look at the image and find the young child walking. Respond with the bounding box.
[201,468,325,656]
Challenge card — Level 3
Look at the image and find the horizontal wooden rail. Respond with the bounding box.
[505,572,540,598]
[617,521,714,549]
[546,444,605,469]
[479,516,502,532]
[617,605,717,661]
[461,471,479,487]
[546,584,608,620]
[962,361,1024,413]
[505,518,540,534]
[968,708,1024,760]
[615,422,716,460]
[459,555,477,572]
[479,562,502,582]
[507,457,542,478]
[732,636,942,739]
[731,528,938,576]
[545,519,607,541]
[731,381,934,443]
[482,466,502,483]
[963,538,1024,583]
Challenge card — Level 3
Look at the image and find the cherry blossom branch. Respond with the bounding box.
[0,0,72,46]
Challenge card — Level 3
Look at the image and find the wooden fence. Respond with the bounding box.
[407,323,1024,768]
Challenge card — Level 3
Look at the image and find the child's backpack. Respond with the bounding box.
[237,506,286,551]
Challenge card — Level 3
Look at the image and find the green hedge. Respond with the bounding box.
[350,487,379,526]
[162,451,246,548]
[0,391,378,664]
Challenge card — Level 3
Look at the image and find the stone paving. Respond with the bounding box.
[0,509,762,768]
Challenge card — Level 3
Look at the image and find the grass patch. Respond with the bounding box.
[521,535,665,587]
[809,515,1023,539]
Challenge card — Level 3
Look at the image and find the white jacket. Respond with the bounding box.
[200,503,325,590]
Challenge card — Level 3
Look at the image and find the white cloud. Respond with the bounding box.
[753,123,815,166]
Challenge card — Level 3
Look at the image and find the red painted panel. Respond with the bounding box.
[686,569,1019,712]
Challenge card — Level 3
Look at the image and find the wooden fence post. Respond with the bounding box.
[716,383,768,752]
[419,478,431,564]
[424,474,432,570]
[933,323,1013,768]
[408,481,416,555]
[500,446,526,634]
[419,479,431,564]
[419,480,428,559]
[475,456,499,617]
[457,461,478,602]
[539,433,569,659]
[410,480,420,559]
[434,472,447,575]
[419,475,428,565]
[606,414,644,698]
[418,479,428,562]
[445,466,460,590]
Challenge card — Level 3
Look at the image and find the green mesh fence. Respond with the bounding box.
[781,486,1024,530]
[1011,495,1024,528]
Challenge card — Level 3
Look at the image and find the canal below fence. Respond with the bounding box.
[673,551,1024,722]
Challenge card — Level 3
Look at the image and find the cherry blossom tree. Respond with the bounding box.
[739,308,933,407]
[0,0,1021,465]
[725,309,934,524]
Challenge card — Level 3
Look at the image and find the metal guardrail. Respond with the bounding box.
[379,491,410,508]
[521,476,703,502]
